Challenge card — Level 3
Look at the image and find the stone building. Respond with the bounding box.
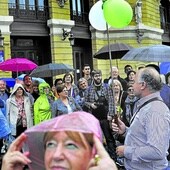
[0,0,169,82]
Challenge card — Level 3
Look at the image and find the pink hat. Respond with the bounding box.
[23,111,102,170]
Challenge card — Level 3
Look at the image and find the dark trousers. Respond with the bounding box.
[16,125,27,138]
[91,106,117,160]
[100,119,117,160]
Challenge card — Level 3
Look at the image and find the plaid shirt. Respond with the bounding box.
[84,83,115,116]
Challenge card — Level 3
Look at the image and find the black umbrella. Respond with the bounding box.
[93,27,133,116]
[94,43,133,59]
[29,63,74,78]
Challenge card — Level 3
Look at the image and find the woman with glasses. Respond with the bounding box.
[126,70,136,84]
[123,83,138,126]
[63,73,79,99]
[52,84,82,117]
[76,78,89,111]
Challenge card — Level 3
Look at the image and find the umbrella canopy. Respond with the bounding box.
[17,74,45,83]
[121,44,170,62]
[0,78,16,87]
[94,43,133,59]
[160,62,170,74]
[0,58,37,72]
[29,63,75,78]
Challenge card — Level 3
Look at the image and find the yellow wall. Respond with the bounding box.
[0,0,12,77]
[91,0,162,80]
[49,0,71,20]
[48,1,73,82]
[0,0,8,16]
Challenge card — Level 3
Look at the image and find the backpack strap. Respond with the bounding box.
[130,97,162,124]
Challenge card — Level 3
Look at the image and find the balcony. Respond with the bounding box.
[8,3,49,21]
[71,10,89,26]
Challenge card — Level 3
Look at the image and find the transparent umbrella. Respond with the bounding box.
[121,44,170,62]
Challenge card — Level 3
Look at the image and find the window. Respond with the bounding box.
[9,0,15,3]
[77,0,81,16]
[71,0,82,16]
[8,0,48,20]
[70,0,89,24]
[29,0,35,10]
[38,0,45,11]
[19,0,26,9]
[8,0,45,10]
[9,0,16,8]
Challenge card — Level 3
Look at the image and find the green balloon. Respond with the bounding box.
[103,0,133,28]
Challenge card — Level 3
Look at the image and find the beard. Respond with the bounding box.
[93,78,102,86]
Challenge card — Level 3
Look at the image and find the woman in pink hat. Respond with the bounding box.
[2,111,117,170]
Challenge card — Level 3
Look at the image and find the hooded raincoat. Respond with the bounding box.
[34,82,54,125]
[6,83,33,136]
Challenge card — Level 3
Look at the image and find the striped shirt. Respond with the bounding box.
[124,92,170,170]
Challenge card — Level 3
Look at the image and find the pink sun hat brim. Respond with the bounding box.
[23,111,102,170]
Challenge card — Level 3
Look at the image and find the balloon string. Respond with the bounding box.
[106,23,116,116]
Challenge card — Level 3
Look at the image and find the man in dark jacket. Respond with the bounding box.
[84,70,117,161]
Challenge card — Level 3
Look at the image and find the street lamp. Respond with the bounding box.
[0,30,4,47]
[68,33,75,46]
[62,28,75,46]
[58,0,68,8]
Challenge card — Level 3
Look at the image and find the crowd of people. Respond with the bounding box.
[0,63,170,170]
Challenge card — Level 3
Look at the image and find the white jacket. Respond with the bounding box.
[6,83,33,136]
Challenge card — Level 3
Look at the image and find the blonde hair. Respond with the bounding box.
[111,79,123,91]
[78,78,87,86]
[44,131,93,149]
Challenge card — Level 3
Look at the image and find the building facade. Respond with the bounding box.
[0,0,169,82]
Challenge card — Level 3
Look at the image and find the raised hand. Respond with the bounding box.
[88,135,118,170]
[1,133,31,170]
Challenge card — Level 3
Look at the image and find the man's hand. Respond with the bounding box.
[112,117,126,135]
[116,145,125,157]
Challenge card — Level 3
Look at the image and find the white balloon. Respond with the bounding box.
[89,0,111,31]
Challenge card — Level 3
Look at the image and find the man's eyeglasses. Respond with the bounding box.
[128,88,134,92]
